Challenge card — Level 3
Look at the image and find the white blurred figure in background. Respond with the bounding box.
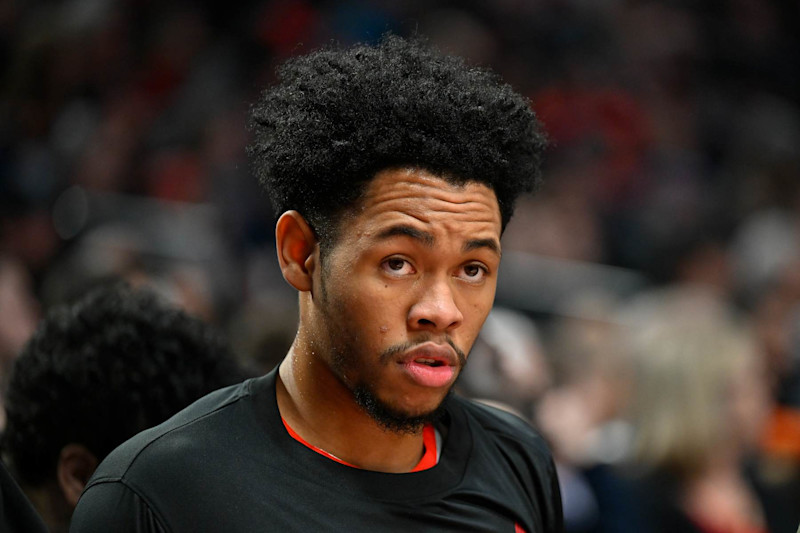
[457,306,551,420]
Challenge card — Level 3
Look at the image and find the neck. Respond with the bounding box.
[276,341,426,473]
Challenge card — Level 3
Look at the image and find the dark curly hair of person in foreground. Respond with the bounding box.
[248,34,547,250]
[1,283,247,499]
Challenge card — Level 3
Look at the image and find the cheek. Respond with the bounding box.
[344,287,404,345]
[374,311,401,342]
[366,280,412,329]
[466,291,493,323]
[461,296,494,348]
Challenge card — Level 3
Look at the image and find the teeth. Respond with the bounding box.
[415,358,438,366]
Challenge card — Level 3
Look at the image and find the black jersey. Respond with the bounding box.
[70,370,563,532]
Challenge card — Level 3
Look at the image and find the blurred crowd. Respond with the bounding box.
[2,0,800,532]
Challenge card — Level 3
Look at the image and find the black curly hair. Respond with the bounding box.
[248,34,547,248]
[1,283,247,487]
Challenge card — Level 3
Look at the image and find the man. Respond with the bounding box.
[71,35,563,532]
[2,283,247,532]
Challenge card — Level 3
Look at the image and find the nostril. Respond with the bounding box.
[418,318,435,326]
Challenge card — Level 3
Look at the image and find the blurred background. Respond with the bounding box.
[1,1,799,531]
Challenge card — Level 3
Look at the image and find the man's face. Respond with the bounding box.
[309,167,502,433]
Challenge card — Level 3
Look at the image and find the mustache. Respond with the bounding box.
[379,336,467,366]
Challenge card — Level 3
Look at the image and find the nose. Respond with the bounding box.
[407,278,464,333]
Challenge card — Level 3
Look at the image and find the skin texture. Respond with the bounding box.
[275,167,502,473]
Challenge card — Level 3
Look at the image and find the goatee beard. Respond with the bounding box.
[352,383,449,434]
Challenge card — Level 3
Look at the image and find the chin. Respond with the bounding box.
[353,384,449,434]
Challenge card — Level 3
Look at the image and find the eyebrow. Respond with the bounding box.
[375,224,501,257]
[464,237,501,257]
[376,225,435,246]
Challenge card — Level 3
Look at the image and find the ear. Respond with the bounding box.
[275,210,318,292]
[57,444,98,509]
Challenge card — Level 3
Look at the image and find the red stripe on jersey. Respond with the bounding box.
[281,417,358,467]
[410,423,437,472]
[281,417,438,472]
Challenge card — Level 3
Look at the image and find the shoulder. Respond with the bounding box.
[448,394,559,492]
[446,395,564,532]
[87,378,255,485]
[71,480,169,533]
[450,394,552,459]
[73,378,264,532]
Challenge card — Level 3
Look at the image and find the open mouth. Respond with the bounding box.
[400,345,458,388]
[403,358,456,388]
[414,357,444,366]
[414,358,446,367]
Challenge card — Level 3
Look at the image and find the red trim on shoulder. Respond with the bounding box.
[281,417,438,472]
[514,522,527,533]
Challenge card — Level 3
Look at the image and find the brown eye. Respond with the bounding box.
[464,265,481,277]
[381,257,415,276]
[457,263,488,283]
[387,258,406,271]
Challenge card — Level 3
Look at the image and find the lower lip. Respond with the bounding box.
[401,361,456,388]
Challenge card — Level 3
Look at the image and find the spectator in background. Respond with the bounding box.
[747,258,800,533]
[536,293,639,533]
[456,306,552,419]
[1,283,248,533]
[0,255,40,431]
[627,311,773,533]
[0,460,47,533]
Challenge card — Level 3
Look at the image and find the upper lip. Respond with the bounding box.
[398,342,458,367]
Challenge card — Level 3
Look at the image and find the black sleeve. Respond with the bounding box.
[544,455,564,533]
[70,481,168,533]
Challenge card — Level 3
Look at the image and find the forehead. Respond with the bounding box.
[351,168,502,233]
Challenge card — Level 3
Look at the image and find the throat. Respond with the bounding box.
[276,367,435,472]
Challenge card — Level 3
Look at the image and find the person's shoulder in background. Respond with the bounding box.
[0,460,47,533]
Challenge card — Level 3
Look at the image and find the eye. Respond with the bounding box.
[457,263,488,283]
[381,257,416,276]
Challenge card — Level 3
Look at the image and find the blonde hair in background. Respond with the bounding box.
[628,313,764,480]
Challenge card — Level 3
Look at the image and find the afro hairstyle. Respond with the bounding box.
[2,283,247,487]
[248,34,547,246]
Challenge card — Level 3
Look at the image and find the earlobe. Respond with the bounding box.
[57,444,98,509]
[276,210,318,292]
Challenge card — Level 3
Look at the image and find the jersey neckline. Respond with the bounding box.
[248,369,472,503]
[281,416,439,472]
